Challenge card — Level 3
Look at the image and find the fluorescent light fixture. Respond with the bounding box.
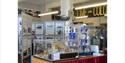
[75,2,107,10]
[83,24,86,26]
[75,16,88,19]
[38,11,59,16]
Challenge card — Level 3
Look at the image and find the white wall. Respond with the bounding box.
[46,0,89,9]
[74,17,107,26]
[22,12,41,28]
[39,15,52,22]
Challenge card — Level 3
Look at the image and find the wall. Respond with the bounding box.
[40,15,52,22]
[73,17,107,26]
[46,0,89,9]
[22,12,41,28]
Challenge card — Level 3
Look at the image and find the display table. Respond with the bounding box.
[32,55,107,63]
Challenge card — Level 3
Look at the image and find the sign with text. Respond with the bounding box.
[74,5,107,17]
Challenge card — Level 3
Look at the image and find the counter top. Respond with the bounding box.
[33,54,105,62]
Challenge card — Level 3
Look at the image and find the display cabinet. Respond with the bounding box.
[33,21,79,61]
[18,14,32,63]
[32,21,102,61]
[18,15,23,63]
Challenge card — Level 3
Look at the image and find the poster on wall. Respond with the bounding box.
[55,22,64,41]
[79,24,89,46]
[55,22,64,35]
[18,16,23,54]
[18,16,23,35]
[45,22,54,35]
[35,23,43,34]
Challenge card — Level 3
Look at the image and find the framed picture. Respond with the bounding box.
[35,23,43,34]
[45,22,54,35]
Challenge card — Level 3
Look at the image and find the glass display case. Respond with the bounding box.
[33,21,79,61]
[18,15,23,63]
[18,15,32,63]
[32,21,99,61]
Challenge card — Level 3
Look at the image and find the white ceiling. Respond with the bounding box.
[19,0,57,5]
[18,0,106,11]
[18,0,59,10]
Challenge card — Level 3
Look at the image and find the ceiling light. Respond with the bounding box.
[38,11,59,16]
[75,16,88,19]
[75,2,107,10]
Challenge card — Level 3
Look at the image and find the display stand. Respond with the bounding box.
[18,15,23,63]
[32,21,107,63]
[32,21,79,61]
[18,14,32,63]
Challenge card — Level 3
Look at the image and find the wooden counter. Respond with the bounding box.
[32,57,51,63]
[32,55,107,63]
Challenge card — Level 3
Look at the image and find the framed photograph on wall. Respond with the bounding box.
[45,22,54,35]
[35,23,43,34]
